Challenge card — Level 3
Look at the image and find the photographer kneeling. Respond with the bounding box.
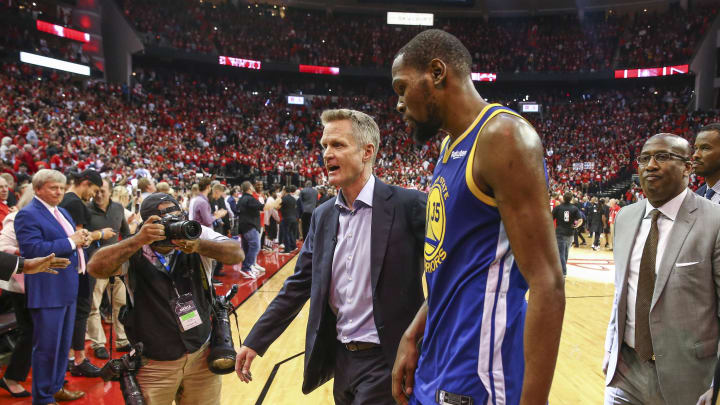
[87,193,244,405]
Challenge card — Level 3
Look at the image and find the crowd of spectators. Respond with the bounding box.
[616,3,717,68]
[121,0,715,72]
[0,61,716,200]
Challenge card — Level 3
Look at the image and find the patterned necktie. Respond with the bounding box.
[635,208,660,361]
[706,187,716,201]
[53,208,85,274]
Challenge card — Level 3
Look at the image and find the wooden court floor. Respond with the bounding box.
[222,247,615,405]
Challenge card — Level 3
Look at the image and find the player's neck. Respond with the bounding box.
[444,87,488,142]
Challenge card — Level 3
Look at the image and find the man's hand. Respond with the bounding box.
[172,239,199,254]
[100,227,116,240]
[135,215,165,245]
[392,333,420,405]
[602,351,610,376]
[23,253,71,275]
[235,346,258,383]
[697,388,713,405]
[214,209,228,219]
[70,229,90,247]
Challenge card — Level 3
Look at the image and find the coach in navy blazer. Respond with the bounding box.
[15,169,88,404]
[236,109,426,404]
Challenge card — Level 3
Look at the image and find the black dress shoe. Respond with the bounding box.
[94,347,109,359]
[116,344,131,352]
[69,359,101,377]
[0,377,31,397]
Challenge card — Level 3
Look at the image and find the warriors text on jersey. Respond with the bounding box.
[412,104,533,405]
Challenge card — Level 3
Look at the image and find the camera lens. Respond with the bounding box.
[165,220,202,240]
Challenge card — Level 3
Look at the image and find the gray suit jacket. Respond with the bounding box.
[605,190,720,404]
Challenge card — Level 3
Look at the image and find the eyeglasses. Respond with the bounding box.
[636,152,689,166]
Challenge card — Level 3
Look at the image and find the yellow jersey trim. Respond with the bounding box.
[442,103,502,164]
[439,135,451,158]
[465,108,528,207]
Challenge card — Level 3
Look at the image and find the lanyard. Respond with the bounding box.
[154,251,179,273]
[153,250,182,297]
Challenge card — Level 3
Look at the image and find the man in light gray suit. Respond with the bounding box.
[603,133,720,405]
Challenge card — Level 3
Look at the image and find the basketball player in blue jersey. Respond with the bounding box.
[390,29,566,405]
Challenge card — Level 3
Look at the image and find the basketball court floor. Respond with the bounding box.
[0,241,615,405]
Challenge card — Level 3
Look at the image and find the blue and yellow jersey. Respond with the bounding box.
[412,104,532,405]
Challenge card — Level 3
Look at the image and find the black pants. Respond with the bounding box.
[268,217,278,240]
[72,273,95,351]
[333,342,394,405]
[301,212,313,240]
[3,291,32,381]
[573,228,586,245]
[281,219,298,253]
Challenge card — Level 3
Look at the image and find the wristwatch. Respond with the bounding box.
[17,257,24,274]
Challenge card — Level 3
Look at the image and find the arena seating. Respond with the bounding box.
[120,0,716,71]
[0,62,714,194]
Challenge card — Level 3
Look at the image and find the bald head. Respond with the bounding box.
[644,133,692,158]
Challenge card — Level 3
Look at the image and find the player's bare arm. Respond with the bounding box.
[473,113,566,405]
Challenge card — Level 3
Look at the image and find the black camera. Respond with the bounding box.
[154,214,202,247]
[208,284,238,374]
[99,343,146,405]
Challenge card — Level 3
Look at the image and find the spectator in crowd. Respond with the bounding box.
[235,181,268,279]
[1,173,18,207]
[552,191,583,276]
[16,169,91,404]
[299,180,318,239]
[86,179,132,359]
[587,197,605,251]
[0,176,11,228]
[0,188,35,398]
[279,185,298,254]
[137,177,156,200]
[60,169,111,378]
[87,193,244,405]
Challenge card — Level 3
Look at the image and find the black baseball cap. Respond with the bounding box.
[76,169,102,187]
[140,193,181,221]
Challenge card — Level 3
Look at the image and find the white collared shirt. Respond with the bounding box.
[624,188,688,348]
[34,196,77,250]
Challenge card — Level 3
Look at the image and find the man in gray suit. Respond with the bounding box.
[299,180,318,239]
[603,133,720,405]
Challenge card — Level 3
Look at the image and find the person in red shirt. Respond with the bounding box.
[607,199,621,250]
[0,177,10,229]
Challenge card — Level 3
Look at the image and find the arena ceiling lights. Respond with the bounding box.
[387,12,434,26]
[614,64,689,79]
[218,56,262,70]
[19,52,90,76]
[36,20,90,43]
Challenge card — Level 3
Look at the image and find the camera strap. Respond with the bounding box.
[199,260,242,346]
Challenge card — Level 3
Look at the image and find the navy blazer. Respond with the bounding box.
[16,198,80,309]
[244,178,426,393]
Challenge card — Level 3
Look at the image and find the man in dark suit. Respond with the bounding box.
[15,169,91,404]
[299,180,318,239]
[279,185,299,253]
[0,251,68,281]
[693,123,720,204]
[235,109,426,404]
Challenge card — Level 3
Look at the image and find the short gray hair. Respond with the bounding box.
[32,169,66,190]
[321,109,380,164]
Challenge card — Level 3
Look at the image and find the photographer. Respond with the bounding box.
[87,193,244,404]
